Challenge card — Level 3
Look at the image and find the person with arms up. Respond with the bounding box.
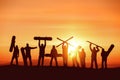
[89,43,99,69]
[38,40,46,66]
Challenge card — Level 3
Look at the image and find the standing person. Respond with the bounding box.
[101,44,114,69]
[10,45,19,65]
[101,48,107,69]
[72,46,80,67]
[62,42,68,67]
[9,36,19,66]
[79,48,86,68]
[50,45,58,66]
[24,43,37,66]
[38,40,46,66]
[89,43,100,69]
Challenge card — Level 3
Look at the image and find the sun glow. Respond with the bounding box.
[68,39,84,58]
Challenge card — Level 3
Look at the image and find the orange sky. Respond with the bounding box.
[0,0,120,67]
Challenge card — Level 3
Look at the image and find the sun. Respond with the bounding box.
[68,39,86,58]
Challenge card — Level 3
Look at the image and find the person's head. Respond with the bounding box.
[63,42,67,46]
[82,48,84,51]
[78,45,81,48]
[15,45,19,50]
[93,47,96,50]
[16,45,18,48]
[41,44,43,46]
[13,36,16,39]
[102,48,104,51]
[77,45,81,50]
[26,43,29,47]
[53,45,55,49]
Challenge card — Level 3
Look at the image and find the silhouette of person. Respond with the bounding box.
[21,47,27,66]
[79,48,86,68]
[10,45,19,65]
[101,48,107,69]
[62,42,68,67]
[24,43,37,66]
[72,46,80,67]
[50,45,58,66]
[38,40,46,66]
[101,44,114,69]
[89,43,99,69]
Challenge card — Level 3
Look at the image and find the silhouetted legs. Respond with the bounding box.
[95,59,98,69]
[50,57,58,66]
[42,57,44,66]
[80,58,85,68]
[38,56,40,66]
[91,58,98,69]
[102,60,104,69]
[79,49,86,68]
[38,56,44,66]
[91,58,93,68]
[72,57,79,67]
[26,56,32,66]
[72,58,75,67]
[23,57,27,66]
[10,56,18,65]
[63,56,68,66]
[10,56,14,65]
[105,59,107,69]
[102,58,107,69]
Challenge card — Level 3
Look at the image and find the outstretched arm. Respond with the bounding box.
[30,47,37,49]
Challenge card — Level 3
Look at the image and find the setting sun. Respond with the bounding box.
[0,0,120,79]
[68,38,86,53]
[68,39,85,60]
[0,0,120,68]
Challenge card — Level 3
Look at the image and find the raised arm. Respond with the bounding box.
[44,40,46,47]
[89,43,92,51]
[96,46,100,52]
[38,40,40,47]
